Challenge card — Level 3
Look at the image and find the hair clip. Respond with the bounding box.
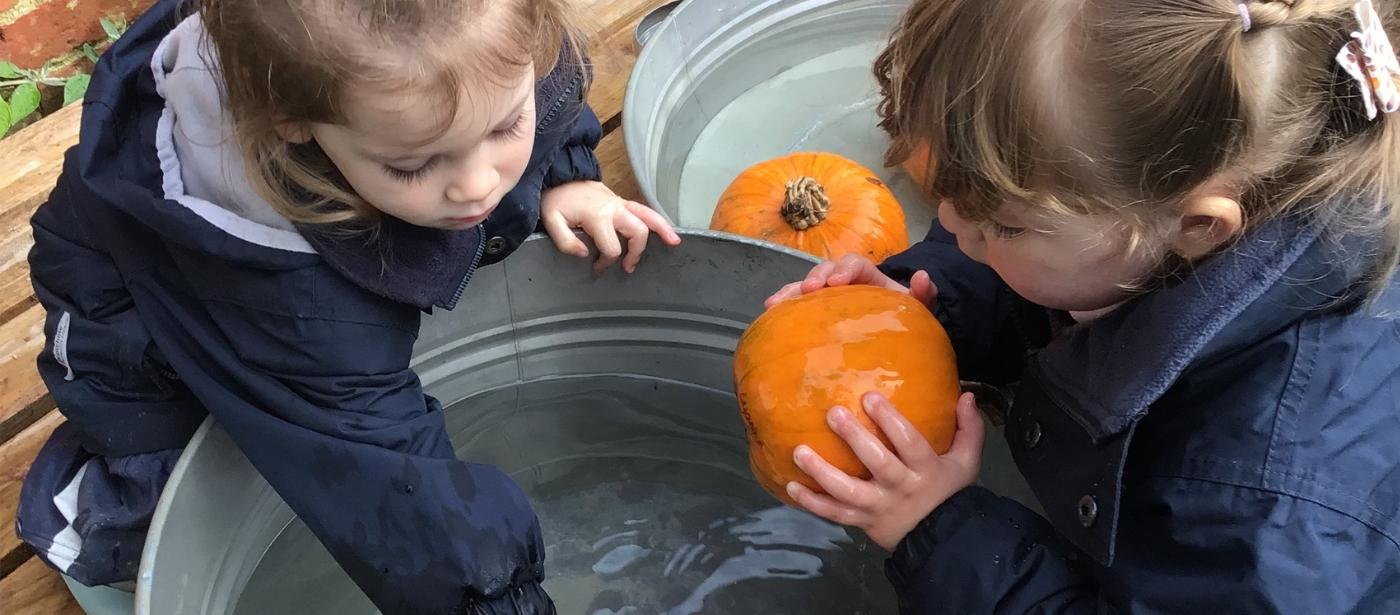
[1336,0,1400,120]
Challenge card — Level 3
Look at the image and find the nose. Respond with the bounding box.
[445,158,499,204]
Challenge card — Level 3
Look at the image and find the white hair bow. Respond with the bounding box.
[1337,0,1400,120]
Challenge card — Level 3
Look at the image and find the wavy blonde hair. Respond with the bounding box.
[199,0,586,227]
[877,0,1400,291]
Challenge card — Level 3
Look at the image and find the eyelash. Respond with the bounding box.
[491,112,530,141]
[381,113,530,184]
[383,157,440,183]
[988,221,1029,240]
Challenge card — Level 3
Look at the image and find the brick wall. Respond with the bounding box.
[0,0,153,69]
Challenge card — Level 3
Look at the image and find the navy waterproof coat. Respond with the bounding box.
[16,1,601,612]
[878,213,1400,613]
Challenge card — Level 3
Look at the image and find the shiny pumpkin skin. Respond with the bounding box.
[709,152,909,262]
[733,285,961,506]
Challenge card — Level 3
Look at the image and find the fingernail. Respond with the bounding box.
[863,392,885,410]
[786,482,801,498]
[827,407,849,427]
[793,445,810,464]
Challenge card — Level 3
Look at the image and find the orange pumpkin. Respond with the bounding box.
[710,152,909,262]
[899,140,936,194]
[732,285,961,506]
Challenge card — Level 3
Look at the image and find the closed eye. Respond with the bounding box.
[382,156,441,183]
[490,112,530,141]
[987,221,1028,240]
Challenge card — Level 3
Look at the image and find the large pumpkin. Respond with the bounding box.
[733,285,960,506]
[710,152,908,262]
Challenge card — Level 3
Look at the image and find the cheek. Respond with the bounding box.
[333,162,443,221]
[984,237,1148,310]
[499,137,534,182]
[347,170,435,209]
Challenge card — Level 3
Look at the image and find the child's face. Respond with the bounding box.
[937,200,1159,313]
[308,64,537,230]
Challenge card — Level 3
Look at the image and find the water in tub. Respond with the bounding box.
[231,377,894,614]
[676,40,937,245]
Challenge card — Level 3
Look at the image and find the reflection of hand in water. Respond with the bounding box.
[587,507,856,615]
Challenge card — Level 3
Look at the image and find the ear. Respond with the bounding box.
[274,122,313,144]
[1171,195,1243,260]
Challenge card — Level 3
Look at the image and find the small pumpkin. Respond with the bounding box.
[710,152,909,262]
[733,285,960,506]
[899,140,935,194]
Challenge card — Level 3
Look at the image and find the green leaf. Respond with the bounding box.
[100,16,123,41]
[0,97,12,138]
[0,61,21,80]
[8,82,39,122]
[63,74,91,106]
[82,44,101,66]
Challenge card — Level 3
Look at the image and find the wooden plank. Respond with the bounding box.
[0,261,35,327]
[575,0,668,39]
[0,104,77,283]
[0,409,63,577]
[0,104,80,213]
[586,0,670,126]
[0,554,85,615]
[0,304,46,442]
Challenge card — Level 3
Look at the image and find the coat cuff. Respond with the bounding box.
[542,143,603,189]
[460,579,556,615]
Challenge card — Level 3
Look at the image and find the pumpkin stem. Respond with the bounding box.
[780,176,830,230]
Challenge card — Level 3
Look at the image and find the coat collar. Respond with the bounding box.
[1033,210,1379,442]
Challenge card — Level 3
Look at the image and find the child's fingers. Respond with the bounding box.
[909,271,939,306]
[786,482,865,526]
[765,281,805,308]
[615,212,650,273]
[863,392,938,469]
[800,261,838,292]
[826,254,873,285]
[626,201,682,246]
[581,215,623,273]
[945,393,986,467]
[793,445,878,508]
[827,406,911,486]
[542,211,588,258]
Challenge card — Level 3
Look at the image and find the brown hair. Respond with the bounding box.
[199,0,586,226]
[876,0,1400,289]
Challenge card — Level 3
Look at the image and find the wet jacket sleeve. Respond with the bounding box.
[878,222,1050,385]
[541,102,603,189]
[889,485,1400,614]
[143,259,555,614]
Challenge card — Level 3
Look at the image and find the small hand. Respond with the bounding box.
[787,392,984,551]
[540,181,682,273]
[765,254,937,309]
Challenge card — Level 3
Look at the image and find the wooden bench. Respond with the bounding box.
[0,1,663,610]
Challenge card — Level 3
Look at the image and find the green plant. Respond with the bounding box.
[84,15,129,64]
[0,15,127,137]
